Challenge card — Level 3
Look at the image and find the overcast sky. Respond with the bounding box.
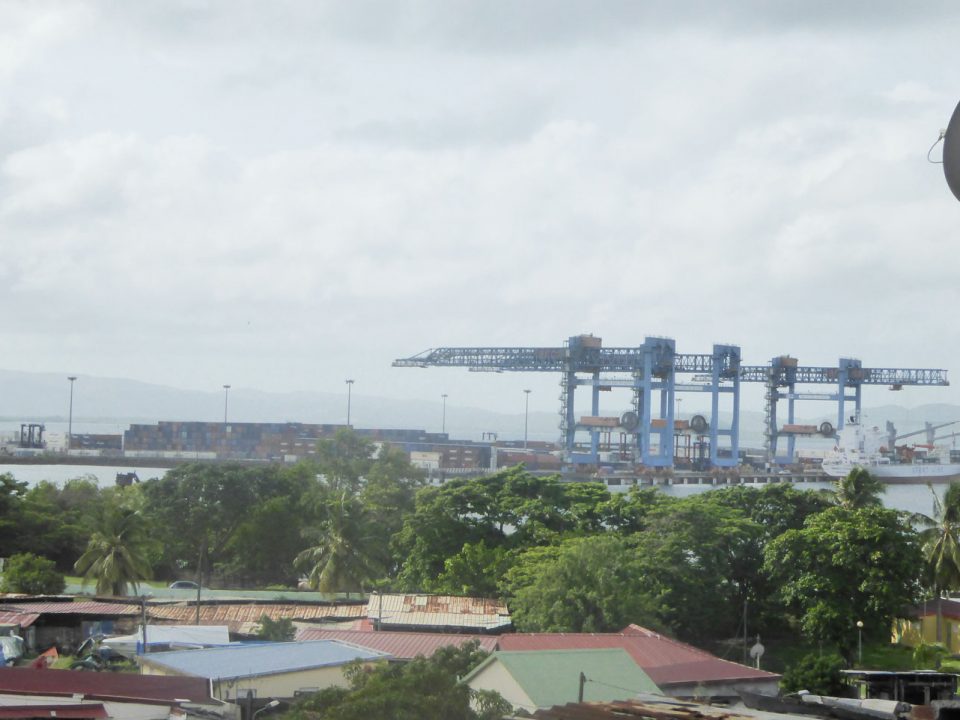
[2,1,959,418]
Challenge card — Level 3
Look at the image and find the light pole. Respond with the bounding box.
[442,393,448,434]
[857,620,864,666]
[676,396,682,419]
[524,389,531,449]
[345,379,354,426]
[222,384,231,461]
[222,384,231,424]
[67,376,77,451]
[252,700,280,720]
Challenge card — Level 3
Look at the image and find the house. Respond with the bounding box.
[0,666,226,720]
[295,627,497,660]
[527,692,766,720]
[497,625,780,700]
[138,640,389,701]
[461,648,660,713]
[896,598,960,651]
[363,593,511,633]
[0,601,141,654]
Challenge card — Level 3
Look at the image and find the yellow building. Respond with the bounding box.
[138,640,388,701]
[894,598,960,651]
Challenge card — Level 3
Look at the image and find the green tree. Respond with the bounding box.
[0,473,27,554]
[765,506,922,656]
[913,484,960,641]
[288,640,502,720]
[74,504,153,596]
[296,492,385,594]
[834,467,884,509]
[1,552,66,594]
[502,534,661,633]
[780,653,849,696]
[256,614,295,641]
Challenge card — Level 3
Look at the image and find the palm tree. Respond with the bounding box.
[914,484,960,641]
[74,506,152,596]
[295,491,384,596]
[834,467,885,509]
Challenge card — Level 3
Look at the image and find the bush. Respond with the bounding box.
[780,653,849,697]
[1,553,66,595]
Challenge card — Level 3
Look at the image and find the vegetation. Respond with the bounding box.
[0,439,945,687]
[780,653,849,696]
[284,641,509,720]
[0,552,66,594]
[256,614,296,641]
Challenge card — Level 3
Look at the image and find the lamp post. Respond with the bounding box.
[857,620,864,666]
[345,379,354,426]
[222,384,231,461]
[253,701,280,720]
[222,384,231,424]
[524,389,532,449]
[67,376,77,451]
[442,393,448,434]
[676,396,682,419]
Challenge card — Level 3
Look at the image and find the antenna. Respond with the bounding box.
[945,99,960,202]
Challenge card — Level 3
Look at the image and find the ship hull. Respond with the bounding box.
[821,463,960,484]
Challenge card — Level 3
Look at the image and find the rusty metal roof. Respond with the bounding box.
[148,603,366,633]
[365,594,511,631]
[0,610,40,628]
[0,602,140,617]
[295,628,497,659]
[499,625,778,686]
[532,695,764,719]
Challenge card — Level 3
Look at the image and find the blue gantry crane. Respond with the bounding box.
[393,335,949,469]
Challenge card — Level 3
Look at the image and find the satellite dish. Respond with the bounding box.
[945,99,960,202]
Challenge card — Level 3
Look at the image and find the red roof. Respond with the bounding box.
[497,625,778,687]
[0,705,107,719]
[0,610,40,628]
[0,667,216,706]
[295,628,498,659]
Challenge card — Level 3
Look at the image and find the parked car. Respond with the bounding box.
[168,580,199,590]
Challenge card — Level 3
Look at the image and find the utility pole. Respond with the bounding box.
[442,393,448,434]
[524,389,531,449]
[578,672,586,703]
[67,376,77,450]
[345,379,354,426]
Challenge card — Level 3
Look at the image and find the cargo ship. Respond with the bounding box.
[821,421,960,483]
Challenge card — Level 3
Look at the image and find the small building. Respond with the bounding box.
[497,625,780,700]
[843,670,959,705]
[138,640,389,701]
[0,601,141,654]
[896,598,960,652]
[462,648,660,713]
[364,593,511,634]
[0,666,225,720]
[147,601,367,635]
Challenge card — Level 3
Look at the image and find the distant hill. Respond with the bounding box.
[0,368,955,445]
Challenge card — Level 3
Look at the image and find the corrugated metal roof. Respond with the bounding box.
[0,602,140,617]
[0,703,108,719]
[498,626,778,686]
[0,666,215,705]
[531,694,764,719]
[0,610,40,628]
[294,628,497,659]
[365,594,511,631]
[139,640,389,681]
[148,603,366,633]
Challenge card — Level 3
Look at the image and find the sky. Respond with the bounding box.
[1,0,959,419]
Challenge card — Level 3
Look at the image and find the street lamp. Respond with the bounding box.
[676,397,682,419]
[345,379,354,426]
[857,620,864,666]
[524,389,532,449]
[67,376,77,451]
[222,384,231,424]
[442,393,448,434]
[253,700,280,720]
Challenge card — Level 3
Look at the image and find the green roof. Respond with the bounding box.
[462,648,660,708]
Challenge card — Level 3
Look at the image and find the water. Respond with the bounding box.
[0,464,169,488]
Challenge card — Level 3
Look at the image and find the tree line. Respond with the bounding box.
[1,431,957,659]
